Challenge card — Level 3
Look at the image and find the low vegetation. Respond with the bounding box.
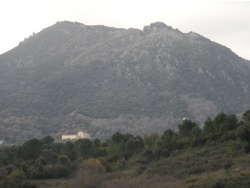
[0,109,250,187]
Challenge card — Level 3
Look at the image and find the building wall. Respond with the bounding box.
[62,131,91,140]
[62,135,77,140]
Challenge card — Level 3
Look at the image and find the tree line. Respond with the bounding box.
[0,110,250,187]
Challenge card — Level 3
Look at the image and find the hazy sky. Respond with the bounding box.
[1,0,250,60]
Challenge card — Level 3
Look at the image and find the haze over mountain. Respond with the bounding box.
[0,21,250,143]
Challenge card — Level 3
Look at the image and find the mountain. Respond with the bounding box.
[0,21,250,142]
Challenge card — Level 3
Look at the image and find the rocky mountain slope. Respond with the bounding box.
[0,21,250,142]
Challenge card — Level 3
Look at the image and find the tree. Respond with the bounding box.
[203,117,216,136]
[191,126,202,139]
[106,141,126,160]
[41,136,54,145]
[40,149,56,164]
[219,115,239,134]
[61,142,76,161]
[236,124,250,142]
[111,132,133,143]
[242,110,250,122]
[124,136,144,158]
[51,142,63,155]
[74,139,93,159]
[122,133,134,143]
[19,138,42,160]
[178,120,198,138]
[58,155,70,165]
[91,139,106,157]
[158,129,175,150]
[214,112,227,125]
[111,132,124,143]
[203,113,237,139]
[53,164,70,178]
[161,129,174,141]
[93,139,101,147]
[143,132,159,149]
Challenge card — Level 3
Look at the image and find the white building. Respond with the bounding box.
[62,131,91,141]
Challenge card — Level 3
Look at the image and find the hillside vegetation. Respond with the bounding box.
[0,21,250,143]
[1,110,250,187]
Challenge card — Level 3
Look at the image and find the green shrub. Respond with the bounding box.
[226,140,243,156]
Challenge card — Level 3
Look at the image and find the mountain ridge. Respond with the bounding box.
[0,21,250,142]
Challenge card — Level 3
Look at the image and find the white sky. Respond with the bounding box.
[0,0,250,60]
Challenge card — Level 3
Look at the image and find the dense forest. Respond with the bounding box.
[1,109,250,188]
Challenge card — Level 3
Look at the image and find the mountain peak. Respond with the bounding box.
[143,22,173,33]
